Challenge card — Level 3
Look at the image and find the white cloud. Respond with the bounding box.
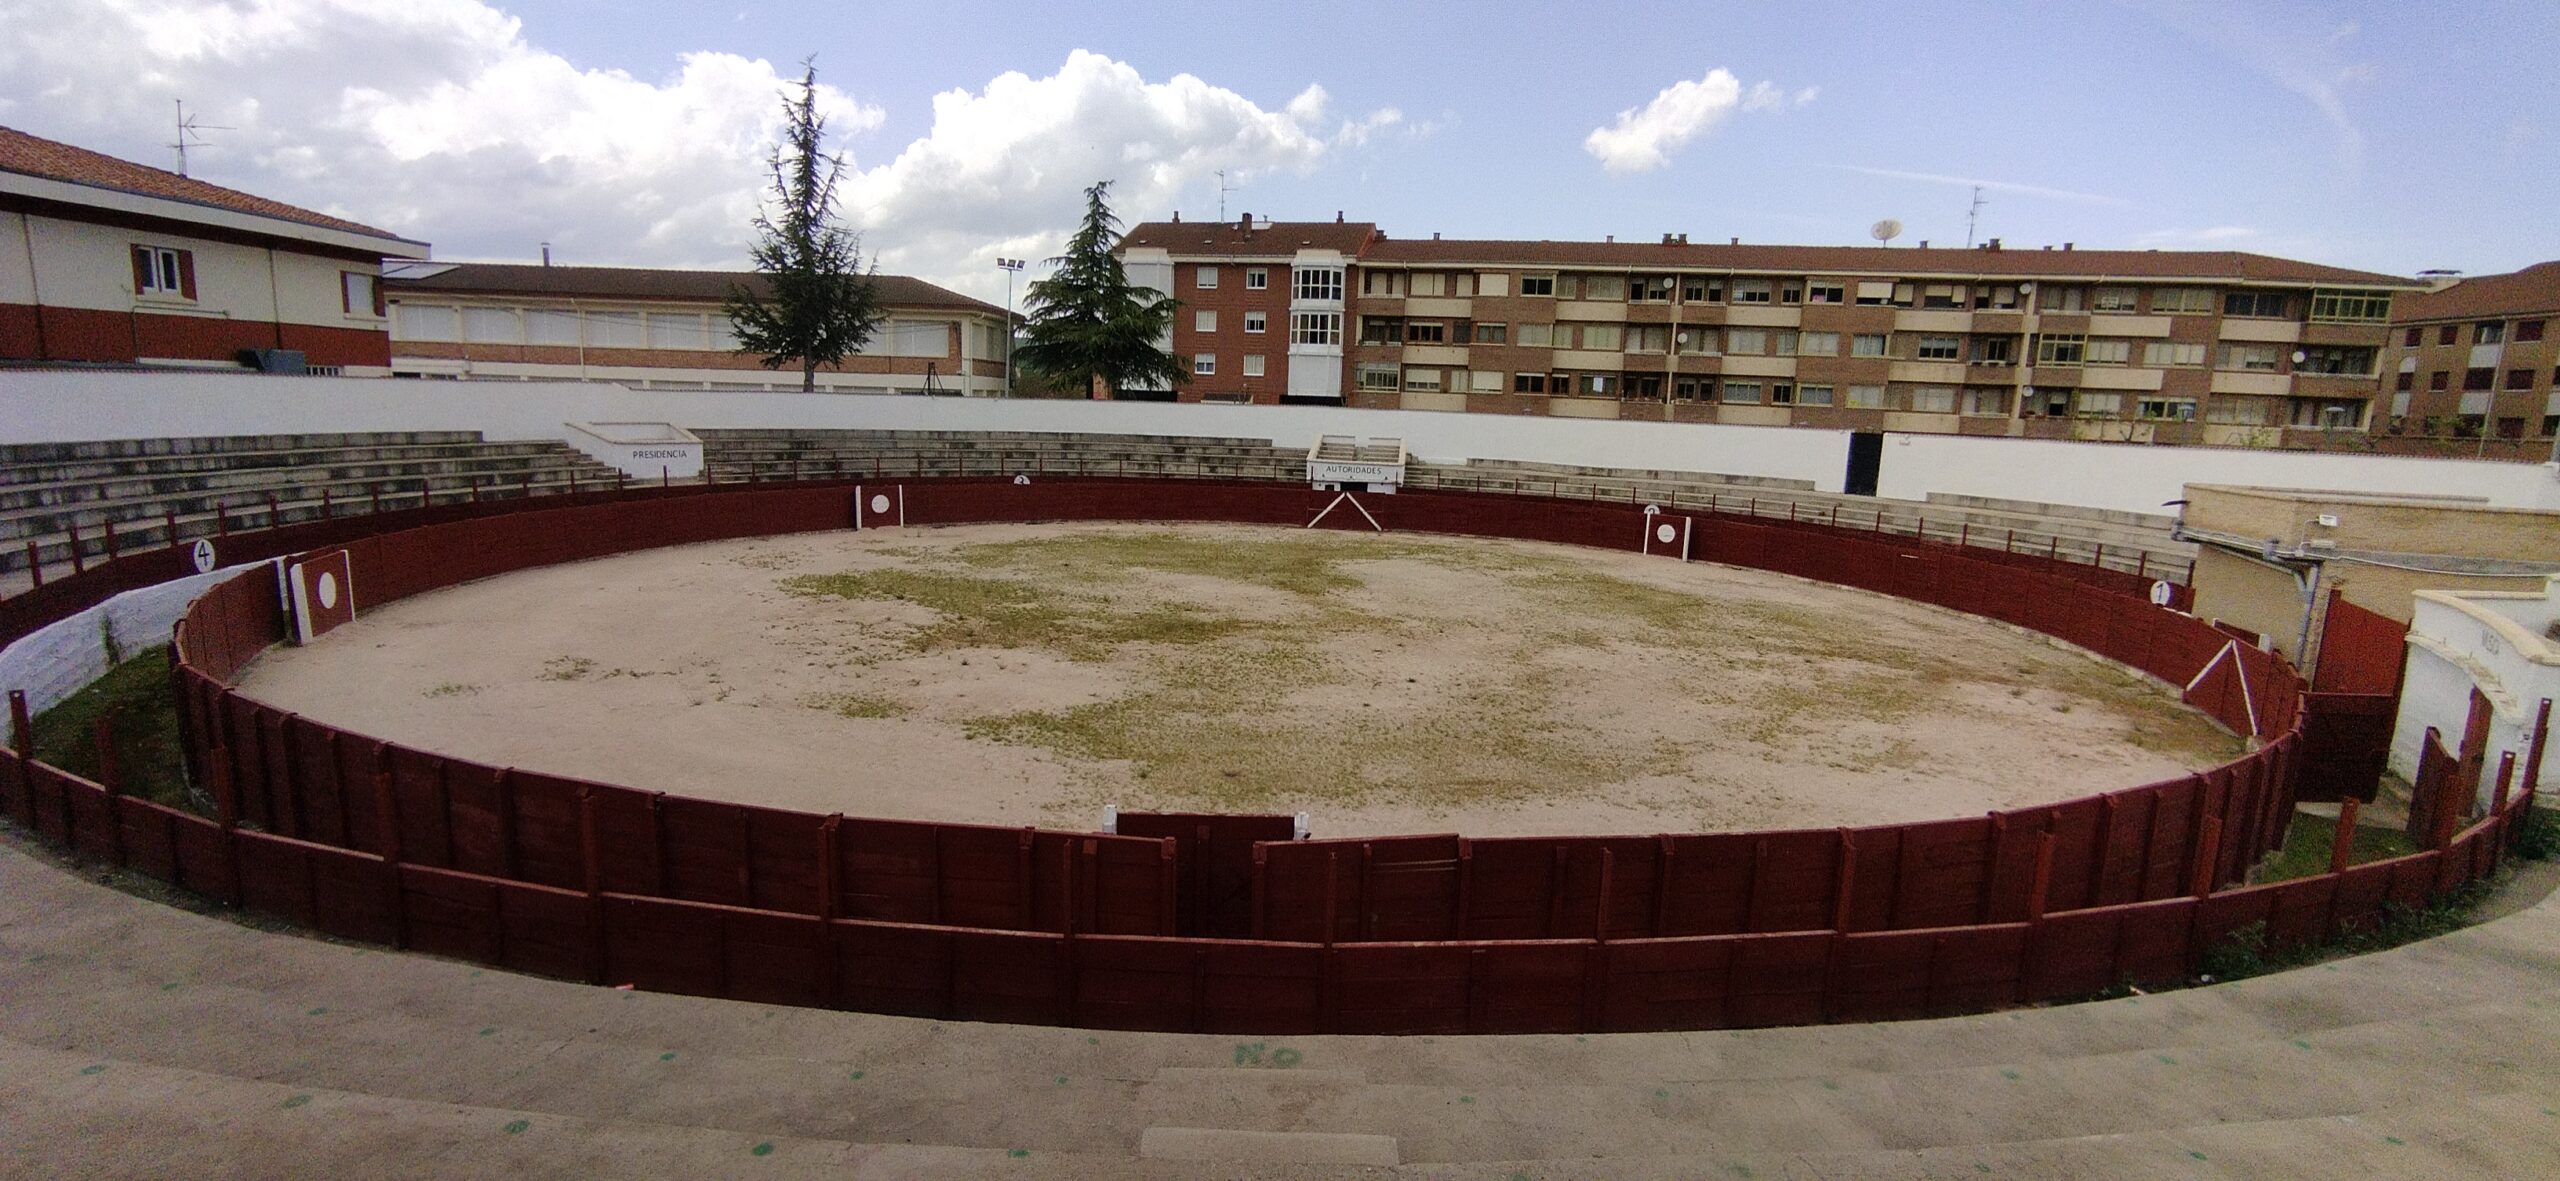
[1583,68,1806,174]
[0,3,1396,298]
[1831,165,2128,206]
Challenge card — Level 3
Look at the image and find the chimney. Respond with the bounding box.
[2042,245,2053,251]
[1433,232,1441,240]
[1605,234,1614,243]
[1663,233,1677,246]
[1171,212,1181,223]
[1335,210,1344,223]
[1679,233,1689,245]
[1729,237,1739,246]
[1918,240,1928,249]
[1238,212,1252,231]
[2063,242,2074,251]
[540,242,552,267]
[1989,237,2002,251]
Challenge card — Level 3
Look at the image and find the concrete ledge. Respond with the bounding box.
[1137,1126,1400,1165]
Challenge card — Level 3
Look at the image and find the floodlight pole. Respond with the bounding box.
[997,257,1026,398]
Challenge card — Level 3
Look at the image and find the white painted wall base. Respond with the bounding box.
[0,561,274,742]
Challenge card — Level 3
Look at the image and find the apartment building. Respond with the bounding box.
[1118,216,2419,446]
[385,263,1011,395]
[1115,214,1380,403]
[0,126,426,374]
[2375,261,2559,445]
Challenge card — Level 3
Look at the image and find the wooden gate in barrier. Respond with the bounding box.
[1115,811,1297,938]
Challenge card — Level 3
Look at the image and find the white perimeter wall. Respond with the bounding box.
[7,369,2560,515]
[0,561,271,741]
[1877,433,2560,516]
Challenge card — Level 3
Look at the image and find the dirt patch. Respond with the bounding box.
[235,523,2244,837]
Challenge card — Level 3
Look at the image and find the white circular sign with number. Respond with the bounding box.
[1655,522,1678,544]
[1013,474,1031,485]
[316,571,340,610]
[190,538,217,573]
[2148,579,2174,607]
[869,494,891,514]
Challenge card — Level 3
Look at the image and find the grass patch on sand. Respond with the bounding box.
[806,692,907,720]
[28,646,192,810]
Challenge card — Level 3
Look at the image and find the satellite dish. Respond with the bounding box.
[1870,219,1903,247]
[2291,350,2308,364]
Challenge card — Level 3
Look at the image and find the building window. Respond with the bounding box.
[1410,272,1447,297]
[2403,327,2423,347]
[1403,368,1441,392]
[1807,281,1844,304]
[1245,268,1267,290]
[1577,324,1622,351]
[2039,286,2086,313]
[1622,374,1666,398]
[1516,323,1555,347]
[1244,312,1266,334]
[1721,381,1762,404]
[2074,392,2123,417]
[1627,325,1669,353]
[463,307,523,344]
[1915,334,1961,361]
[1920,284,1965,310]
[2151,288,2212,314]
[1797,330,1839,357]
[131,245,193,299]
[1240,355,1265,379]
[2395,371,2415,391]
[1355,364,1400,391]
[1629,276,1673,302]
[1733,279,1773,304]
[1853,280,1895,306]
[1764,381,1796,405]
[1780,283,1804,305]
[1772,330,1799,357]
[1290,312,1342,346]
[1476,273,1511,297]
[2429,371,2449,391]
[2308,290,2391,322]
[2217,342,2282,372]
[1195,310,1217,332]
[1681,276,1725,303]
[394,303,456,341]
[1520,274,1556,297]
[1405,321,1447,344]
[341,271,382,316]
[2035,334,2087,365]
[1796,383,1834,406]
[1361,270,1399,296]
[2438,324,2459,345]
[2464,367,2495,391]
[2297,345,2375,376]
[2141,341,2205,367]
[1193,354,1216,375]
[2083,339,2132,366]
[1907,386,1957,413]
[1846,384,1886,409]
[1851,333,1888,357]
[1962,388,2008,416]
[2206,397,2272,425]
[1726,328,1767,355]
[2291,399,2367,430]
[2476,321,2506,345]
[2139,397,2199,422]
[1513,372,1548,393]
[1293,268,1343,301]
[1359,316,1402,345]
[2223,290,2289,318]
[2506,368,2534,390]
[647,312,713,350]
[2093,287,2139,313]
[2514,319,2544,342]
[1197,266,1218,289]
[1576,373,1612,396]
[1472,322,1507,344]
[1972,336,2017,365]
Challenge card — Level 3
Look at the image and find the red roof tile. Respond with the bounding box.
[0,125,410,242]
[386,263,1002,316]
[1353,237,2417,287]
[1118,219,1380,257]
[2390,261,2560,323]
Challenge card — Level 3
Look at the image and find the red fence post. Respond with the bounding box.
[22,541,39,588]
[265,491,280,528]
[2018,831,2057,1002]
[372,745,408,950]
[2190,816,2222,899]
[578,785,607,984]
[216,503,229,536]
[2489,751,2517,825]
[370,485,382,516]
[319,489,332,519]
[2328,797,2362,875]
[1830,828,1857,932]
[163,510,179,552]
[7,691,34,825]
[208,742,243,906]
[102,518,118,560]
[66,523,85,574]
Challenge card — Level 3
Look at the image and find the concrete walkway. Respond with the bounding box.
[3,836,2557,1180]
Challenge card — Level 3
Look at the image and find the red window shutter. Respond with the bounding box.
[176,251,197,300]
[130,245,149,293]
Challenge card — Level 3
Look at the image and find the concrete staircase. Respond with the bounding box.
[2,840,2555,1178]
[0,433,625,584]
[696,428,1309,484]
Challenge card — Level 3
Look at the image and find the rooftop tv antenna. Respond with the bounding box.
[1869,218,1902,248]
[1215,169,1238,222]
[169,100,232,178]
[1964,185,1988,248]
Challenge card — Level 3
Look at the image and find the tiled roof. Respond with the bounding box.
[1118,218,1380,257]
[2390,261,2560,322]
[0,125,409,242]
[1355,237,2420,287]
[386,263,1003,315]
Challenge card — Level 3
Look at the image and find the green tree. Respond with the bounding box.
[726,60,882,392]
[1013,180,1185,398]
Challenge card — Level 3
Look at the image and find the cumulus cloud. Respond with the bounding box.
[0,2,1395,298]
[1583,69,1808,174]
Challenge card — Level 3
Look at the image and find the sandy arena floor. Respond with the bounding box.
[236,523,2244,837]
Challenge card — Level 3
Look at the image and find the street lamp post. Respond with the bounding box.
[996,257,1025,398]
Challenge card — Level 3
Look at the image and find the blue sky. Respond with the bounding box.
[3,0,2553,300]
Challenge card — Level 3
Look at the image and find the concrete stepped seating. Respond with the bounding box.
[695,428,1308,483]
[0,433,623,580]
[3,840,2556,1177]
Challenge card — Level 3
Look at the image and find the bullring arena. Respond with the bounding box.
[5,459,2557,1178]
